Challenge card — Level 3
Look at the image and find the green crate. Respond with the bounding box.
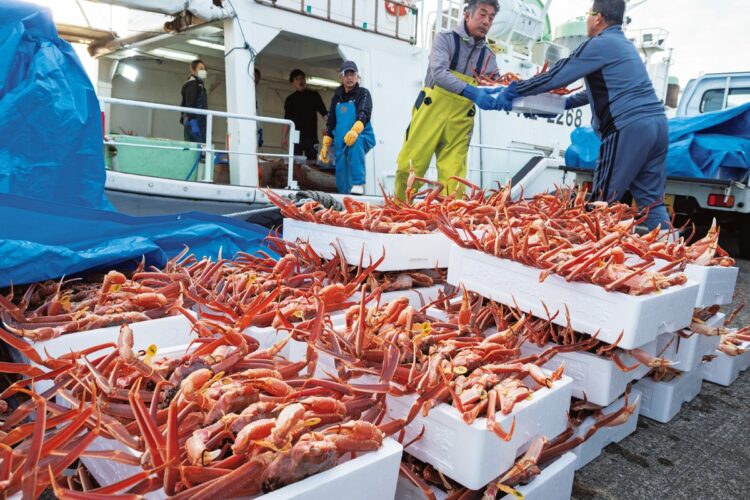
[104,134,202,181]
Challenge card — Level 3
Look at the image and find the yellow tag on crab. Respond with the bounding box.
[304,417,321,427]
[497,483,524,499]
[143,344,157,365]
[419,322,432,335]
[246,272,257,287]
[293,310,305,319]
[453,366,468,375]
[110,284,122,293]
[59,294,72,312]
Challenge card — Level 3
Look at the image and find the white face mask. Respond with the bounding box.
[197,69,207,80]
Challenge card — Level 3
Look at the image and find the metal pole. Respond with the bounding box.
[203,114,214,182]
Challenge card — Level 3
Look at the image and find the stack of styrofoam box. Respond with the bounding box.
[394,452,577,500]
[8,313,196,394]
[635,263,739,421]
[570,389,643,469]
[385,373,574,490]
[76,343,403,500]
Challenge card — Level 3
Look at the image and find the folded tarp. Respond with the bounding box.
[0,193,271,287]
[565,101,750,181]
[0,1,111,209]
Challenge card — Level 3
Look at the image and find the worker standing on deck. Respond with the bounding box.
[180,59,208,143]
[282,69,328,160]
[493,0,670,230]
[394,0,501,200]
[319,61,375,195]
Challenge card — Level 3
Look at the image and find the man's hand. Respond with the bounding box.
[319,135,333,164]
[343,120,365,147]
[461,85,502,111]
[493,82,520,112]
[186,119,201,139]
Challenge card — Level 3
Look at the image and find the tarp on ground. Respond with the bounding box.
[0,1,111,209]
[564,102,750,181]
[0,193,271,287]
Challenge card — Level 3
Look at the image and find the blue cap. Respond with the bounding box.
[339,60,358,74]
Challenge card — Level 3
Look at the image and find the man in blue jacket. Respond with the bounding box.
[495,0,670,230]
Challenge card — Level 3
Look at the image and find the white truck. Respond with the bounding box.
[560,72,750,258]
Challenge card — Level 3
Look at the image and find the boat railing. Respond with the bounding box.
[99,96,300,189]
[253,0,419,44]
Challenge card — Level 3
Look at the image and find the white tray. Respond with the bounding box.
[635,368,703,423]
[521,340,655,407]
[447,246,700,349]
[511,93,567,115]
[394,452,576,500]
[82,435,402,500]
[683,264,738,307]
[283,219,452,271]
[571,389,642,470]
[701,339,750,386]
[657,313,724,373]
[385,375,573,490]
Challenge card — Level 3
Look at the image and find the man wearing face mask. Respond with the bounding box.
[394,0,500,200]
[493,0,669,230]
[180,59,208,143]
[319,61,375,195]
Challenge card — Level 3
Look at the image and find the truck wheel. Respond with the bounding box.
[740,227,750,260]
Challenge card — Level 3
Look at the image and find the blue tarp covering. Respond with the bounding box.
[565,102,750,181]
[0,2,111,209]
[0,193,270,287]
[0,1,272,287]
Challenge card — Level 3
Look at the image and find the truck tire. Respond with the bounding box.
[740,224,750,260]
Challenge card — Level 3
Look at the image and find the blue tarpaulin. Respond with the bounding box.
[565,102,750,181]
[0,193,271,287]
[0,1,272,287]
[0,1,111,209]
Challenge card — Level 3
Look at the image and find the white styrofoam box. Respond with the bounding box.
[260,438,402,500]
[13,314,196,395]
[657,313,725,373]
[448,246,700,349]
[16,313,196,363]
[635,368,703,423]
[394,452,576,500]
[83,435,402,500]
[521,340,655,406]
[511,93,567,115]
[701,339,750,386]
[683,264,738,307]
[571,389,642,469]
[243,325,292,357]
[385,375,573,490]
[283,218,453,271]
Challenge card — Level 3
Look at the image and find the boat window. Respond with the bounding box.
[700,87,750,113]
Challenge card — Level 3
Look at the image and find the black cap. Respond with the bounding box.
[339,60,358,74]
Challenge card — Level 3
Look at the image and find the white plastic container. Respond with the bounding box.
[657,313,724,373]
[394,452,577,500]
[283,218,453,271]
[385,375,573,490]
[521,340,655,407]
[243,325,293,357]
[82,435,402,500]
[447,246,700,349]
[635,367,703,423]
[683,264,738,307]
[571,389,642,469]
[511,93,567,115]
[701,340,750,386]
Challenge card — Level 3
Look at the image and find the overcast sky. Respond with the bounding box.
[547,0,749,86]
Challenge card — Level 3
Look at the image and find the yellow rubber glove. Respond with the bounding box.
[319,135,333,164]
[343,120,365,147]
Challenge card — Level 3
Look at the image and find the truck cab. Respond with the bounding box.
[677,72,750,117]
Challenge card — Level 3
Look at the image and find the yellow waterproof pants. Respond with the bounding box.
[395,72,476,200]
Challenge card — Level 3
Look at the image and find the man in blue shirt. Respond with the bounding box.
[495,0,670,230]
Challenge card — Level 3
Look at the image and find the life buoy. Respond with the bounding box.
[385,0,410,17]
